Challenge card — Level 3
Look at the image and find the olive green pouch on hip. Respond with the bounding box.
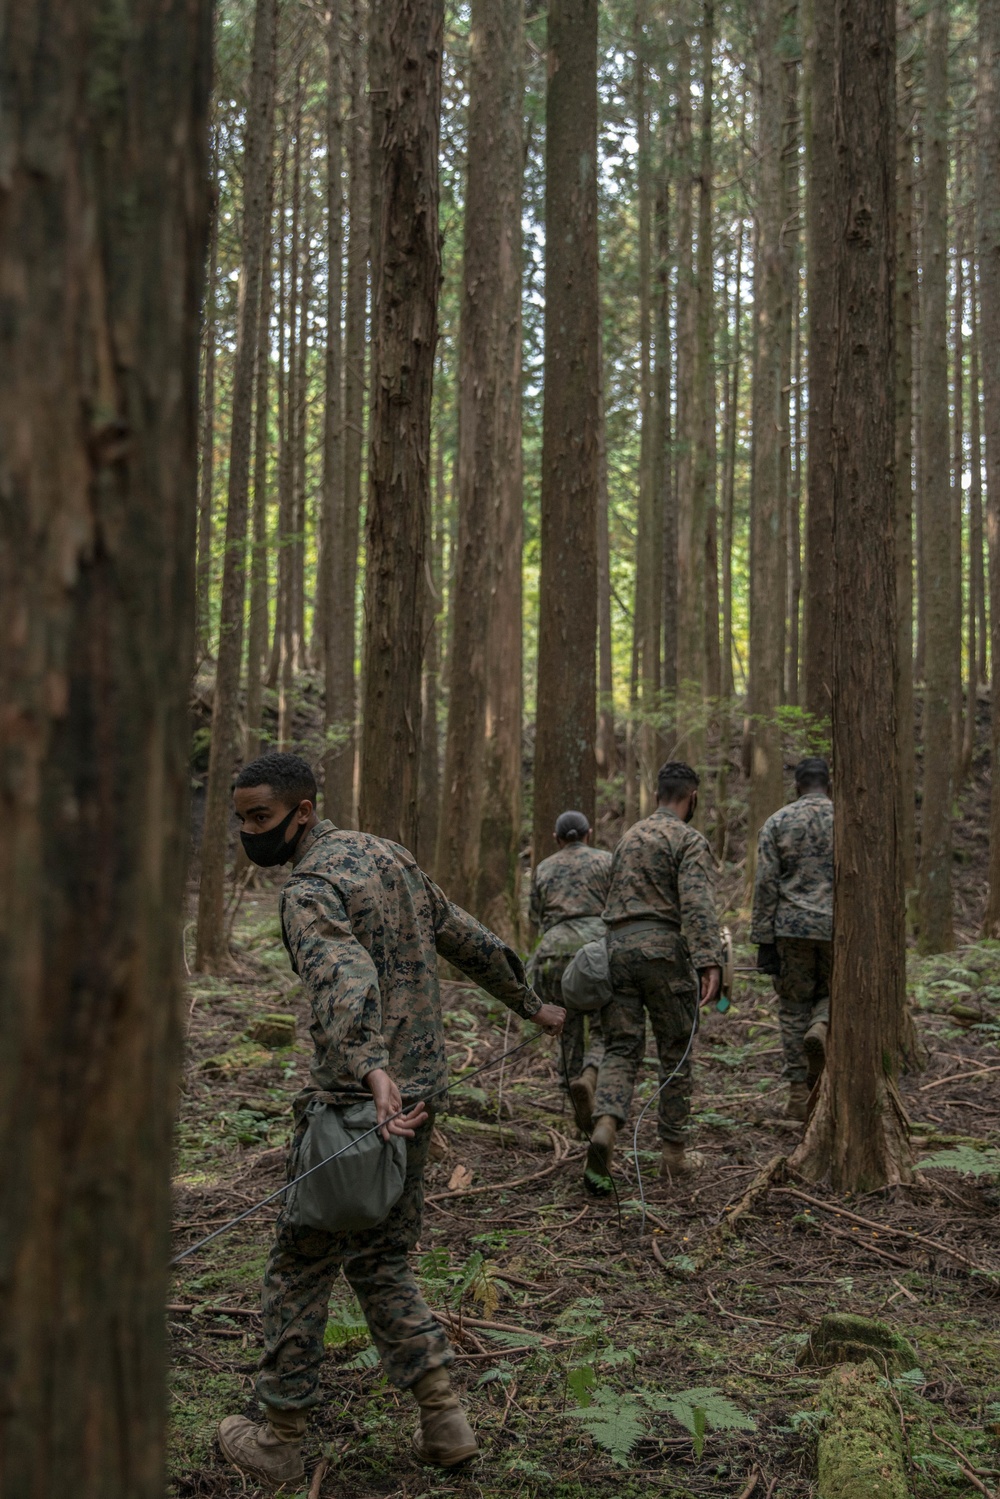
[285,1097,406,1233]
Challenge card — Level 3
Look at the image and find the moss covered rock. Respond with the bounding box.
[798,1313,918,1375]
[246,1013,297,1048]
[817,1361,908,1499]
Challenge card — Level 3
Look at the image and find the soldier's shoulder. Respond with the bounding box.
[679,821,714,859]
[585,845,614,867]
[534,850,562,880]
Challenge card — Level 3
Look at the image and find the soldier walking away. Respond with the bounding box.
[586,762,723,1193]
[216,753,564,1484]
[528,810,612,1133]
[750,757,833,1122]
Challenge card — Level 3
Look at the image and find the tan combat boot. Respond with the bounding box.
[803,1020,828,1082]
[660,1141,705,1178]
[568,1065,598,1135]
[412,1367,479,1467]
[584,1114,618,1195]
[784,1080,811,1121]
[217,1406,306,1487]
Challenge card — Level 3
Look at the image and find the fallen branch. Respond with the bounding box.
[775,1186,995,1276]
[737,1470,760,1499]
[425,1149,584,1202]
[920,1061,1000,1093]
[307,1458,328,1499]
[930,1426,999,1499]
[689,1153,786,1270]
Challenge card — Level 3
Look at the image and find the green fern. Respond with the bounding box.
[344,1344,379,1371]
[918,1146,1000,1178]
[566,1387,647,1466]
[323,1300,369,1347]
[651,1386,756,1459]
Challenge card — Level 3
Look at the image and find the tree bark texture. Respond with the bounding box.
[691,0,716,721]
[895,6,916,890]
[917,0,954,954]
[674,20,699,728]
[791,0,910,1193]
[196,147,219,665]
[0,0,209,1487]
[436,0,523,907]
[246,208,274,764]
[979,0,1000,936]
[531,0,600,861]
[803,0,835,723]
[359,0,443,847]
[322,0,346,814]
[746,0,793,888]
[964,280,983,780]
[195,0,278,969]
[596,341,616,777]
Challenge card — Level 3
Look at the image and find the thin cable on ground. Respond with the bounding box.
[631,1003,700,1236]
[171,1030,546,1267]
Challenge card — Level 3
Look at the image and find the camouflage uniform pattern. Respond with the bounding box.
[750,793,833,1082]
[528,844,612,1081]
[596,928,699,1142]
[749,792,833,943]
[601,807,723,970]
[260,821,542,1407]
[595,809,722,1141]
[258,1116,448,1407]
[773,937,831,1082]
[281,821,541,1107]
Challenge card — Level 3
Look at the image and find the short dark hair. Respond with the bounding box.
[657,761,700,802]
[794,756,831,791]
[555,810,590,842]
[235,752,317,809]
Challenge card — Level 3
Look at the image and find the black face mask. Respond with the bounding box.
[240,804,306,867]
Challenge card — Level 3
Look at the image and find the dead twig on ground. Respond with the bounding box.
[425,1149,585,1202]
[736,1470,760,1499]
[929,1426,999,1499]
[307,1457,328,1499]
[690,1153,786,1270]
[776,1186,996,1276]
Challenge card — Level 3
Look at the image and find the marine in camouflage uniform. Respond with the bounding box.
[260,818,544,1410]
[750,758,833,1105]
[593,764,723,1177]
[528,820,612,1085]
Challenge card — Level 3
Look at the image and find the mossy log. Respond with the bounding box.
[798,1313,918,1375]
[436,1113,556,1152]
[817,1361,909,1499]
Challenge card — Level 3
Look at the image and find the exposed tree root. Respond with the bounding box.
[687,1152,787,1271]
[790,1071,913,1190]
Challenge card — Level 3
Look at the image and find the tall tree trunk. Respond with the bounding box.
[0,0,209,1486]
[417,428,445,873]
[965,266,983,779]
[292,182,312,674]
[917,0,954,954]
[531,0,600,860]
[359,0,443,847]
[722,223,743,703]
[596,340,616,777]
[974,264,989,687]
[246,202,274,764]
[436,0,523,907]
[952,166,966,782]
[785,257,802,704]
[322,0,346,812]
[195,0,278,970]
[791,0,909,1193]
[693,0,717,716]
[276,92,301,744]
[979,0,1000,936]
[327,0,369,827]
[196,143,220,665]
[896,5,917,892]
[803,0,835,722]
[267,130,289,692]
[634,0,659,813]
[746,0,792,890]
[654,135,675,758]
[674,18,700,746]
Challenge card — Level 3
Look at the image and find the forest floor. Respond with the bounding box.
[169,888,1000,1499]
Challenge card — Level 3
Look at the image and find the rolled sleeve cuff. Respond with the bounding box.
[350,1043,390,1083]
[690,946,724,972]
[517,987,543,1019]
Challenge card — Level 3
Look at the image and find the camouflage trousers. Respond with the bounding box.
[533,953,605,1083]
[256,1115,451,1409]
[593,929,699,1145]
[774,937,831,1083]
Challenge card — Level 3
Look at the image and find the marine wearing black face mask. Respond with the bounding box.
[240,803,307,866]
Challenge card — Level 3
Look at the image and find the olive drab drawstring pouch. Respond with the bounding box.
[284,1097,406,1233]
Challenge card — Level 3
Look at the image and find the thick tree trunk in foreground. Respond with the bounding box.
[791,0,910,1192]
[196,0,278,970]
[895,8,916,891]
[746,0,792,890]
[0,0,209,1485]
[980,0,1000,936]
[531,0,600,860]
[359,0,443,847]
[917,0,954,954]
[437,0,523,907]
[803,0,835,724]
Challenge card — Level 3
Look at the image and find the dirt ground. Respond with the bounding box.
[169,874,1000,1499]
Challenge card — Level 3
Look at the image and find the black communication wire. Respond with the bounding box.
[171,1030,547,1267]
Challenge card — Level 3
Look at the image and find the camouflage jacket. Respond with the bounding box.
[602,807,723,972]
[280,821,542,1104]
[529,844,613,935]
[750,792,833,943]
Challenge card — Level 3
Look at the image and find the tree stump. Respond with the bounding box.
[798,1313,918,1376]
